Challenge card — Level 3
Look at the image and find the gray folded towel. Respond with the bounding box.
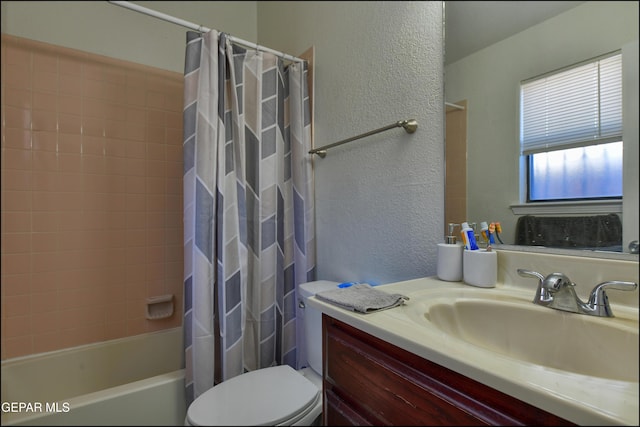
[315,283,409,314]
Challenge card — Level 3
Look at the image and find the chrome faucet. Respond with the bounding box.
[517,269,637,317]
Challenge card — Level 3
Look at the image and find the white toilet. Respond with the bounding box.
[184,280,340,426]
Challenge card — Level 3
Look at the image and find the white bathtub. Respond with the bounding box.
[1,327,186,426]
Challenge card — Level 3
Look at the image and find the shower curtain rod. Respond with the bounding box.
[108,1,304,63]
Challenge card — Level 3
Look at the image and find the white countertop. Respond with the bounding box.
[308,276,639,426]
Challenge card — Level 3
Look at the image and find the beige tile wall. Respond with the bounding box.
[1,34,184,360]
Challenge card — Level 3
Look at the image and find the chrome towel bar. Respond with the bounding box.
[309,119,418,158]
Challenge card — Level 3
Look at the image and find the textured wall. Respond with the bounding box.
[259,1,445,284]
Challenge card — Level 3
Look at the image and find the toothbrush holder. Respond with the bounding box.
[463,249,497,288]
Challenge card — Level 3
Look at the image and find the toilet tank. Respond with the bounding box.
[298,280,340,375]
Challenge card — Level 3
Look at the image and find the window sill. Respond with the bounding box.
[510,200,622,215]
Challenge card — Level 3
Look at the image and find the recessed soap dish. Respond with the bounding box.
[146,294,174,320]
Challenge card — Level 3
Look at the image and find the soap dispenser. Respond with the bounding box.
[437,223,464,282]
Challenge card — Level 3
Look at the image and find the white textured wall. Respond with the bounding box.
[259,1,444,284]
[444,1,638,246]
[0,1,257,73]
[1,0,444,285]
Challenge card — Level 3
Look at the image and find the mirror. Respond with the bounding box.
[444,1,639,260]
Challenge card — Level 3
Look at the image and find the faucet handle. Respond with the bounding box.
[517,269,544,282]
[517,269,553,304]
[587,281,638,317]
[541,273,574,292]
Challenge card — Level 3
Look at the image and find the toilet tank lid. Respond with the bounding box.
[298,280,340,299]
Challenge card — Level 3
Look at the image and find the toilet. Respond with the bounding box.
[185,280,340,426]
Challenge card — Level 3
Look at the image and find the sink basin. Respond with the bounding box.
[405,289,639,382]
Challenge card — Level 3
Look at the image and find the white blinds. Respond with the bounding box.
[520,52,622,155]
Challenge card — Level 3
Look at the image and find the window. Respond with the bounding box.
[520,52,622,202]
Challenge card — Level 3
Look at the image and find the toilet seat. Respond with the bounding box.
[186,364,320,426]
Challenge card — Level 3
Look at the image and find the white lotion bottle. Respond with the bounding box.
[437,223,464,282]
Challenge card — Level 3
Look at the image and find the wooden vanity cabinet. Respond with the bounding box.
[322,314,575,426]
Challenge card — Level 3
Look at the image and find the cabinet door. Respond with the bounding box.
[324,388,373,426]
[322,315,574,426]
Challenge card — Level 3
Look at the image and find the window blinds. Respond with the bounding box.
[520,52,622,155]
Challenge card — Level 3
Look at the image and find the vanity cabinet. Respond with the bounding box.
[322,315,574,426]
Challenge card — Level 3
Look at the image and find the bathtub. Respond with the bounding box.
[1,327,186,426]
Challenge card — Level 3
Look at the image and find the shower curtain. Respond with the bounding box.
[182,30,315,403]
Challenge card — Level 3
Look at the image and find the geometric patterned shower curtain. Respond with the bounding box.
[182,30,316,404]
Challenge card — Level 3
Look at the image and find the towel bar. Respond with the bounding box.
[309,119,418,158]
